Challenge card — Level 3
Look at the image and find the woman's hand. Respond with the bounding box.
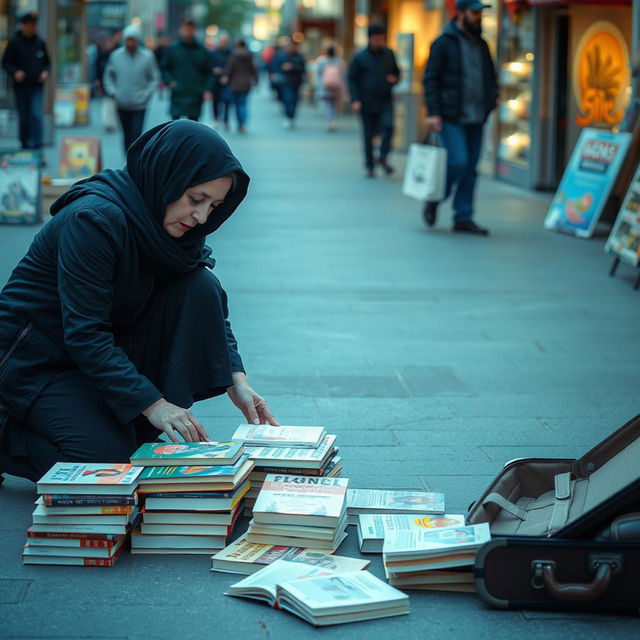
[143,398,210,443]
[227,372,279,426]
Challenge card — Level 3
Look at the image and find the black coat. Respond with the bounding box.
[423,20,498,124]
[1,30,50,87]
[0,121,248,425]
[275,51,306,87]
[348,46,400,113]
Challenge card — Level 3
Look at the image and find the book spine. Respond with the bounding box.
[43,506,133,515]
[140,491,233,499]
[26,530,120,541]
[43,495,137,506]
[83,556,118,567]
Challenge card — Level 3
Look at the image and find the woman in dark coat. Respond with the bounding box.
[0,120,277,483]
[224,39,258,133]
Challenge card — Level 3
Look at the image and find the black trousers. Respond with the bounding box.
[360,103,394,170]
[117,108,146,153]
[0,269,236,482]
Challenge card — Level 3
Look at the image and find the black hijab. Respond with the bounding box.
[50,120,250,274]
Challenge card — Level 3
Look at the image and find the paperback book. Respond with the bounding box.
[232,424,326,448]
[130,441,244,467]
[22,545,126,567]
[246,435,337,470]
[253,475,349,527]
[36,463,142,496]
[142,480,249,511]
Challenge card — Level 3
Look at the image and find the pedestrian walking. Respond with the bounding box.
[161,19,213,122]
[274,40,306,129]
[211,35,233,128]
[0,120,279,484]
[1,12,50,150]
[103,25,159,153]
[315,46,345,132]
[422,0,498,236]
[224,39,258,133]
[348,24,400,178]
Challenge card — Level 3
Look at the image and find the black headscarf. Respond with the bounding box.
[50,120,250,274]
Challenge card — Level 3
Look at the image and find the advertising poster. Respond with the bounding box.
[543,128,632,237]
[604,163,640,267]
[0,150,41,225]
[59,136,102,179]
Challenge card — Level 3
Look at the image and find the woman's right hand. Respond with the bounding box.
[143,398,210,443]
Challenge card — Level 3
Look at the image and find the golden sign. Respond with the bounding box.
[573,21,630,128]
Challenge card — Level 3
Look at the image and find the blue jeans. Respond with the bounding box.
[281,84,300,120]
[232,91,249,128]
[360,103,394,170]
[436,121,484,222]
[14,85,43,149]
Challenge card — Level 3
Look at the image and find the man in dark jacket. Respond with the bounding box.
[161,19,212,121]
[274,40,306,129]
[348,24,400,178]
[211,34,233,127]
[1,12,50,150]
[423,0,498,235]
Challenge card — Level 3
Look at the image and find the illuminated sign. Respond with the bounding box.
[573,21,630,128]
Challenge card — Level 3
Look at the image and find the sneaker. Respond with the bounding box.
[423,202,438,227]
[453,220,490,236]
[366,167,375,178]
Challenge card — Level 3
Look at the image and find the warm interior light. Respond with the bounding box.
[525,52,534,62]
[355,14,369,28]
[131,17,142,27]
[292,31,305,43]
[206,25,219,36]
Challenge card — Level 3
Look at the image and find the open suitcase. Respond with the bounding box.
[466,412,640,614]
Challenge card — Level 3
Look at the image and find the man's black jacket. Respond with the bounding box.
[348,46,400,113]
[423,20,498,124]
[1,30,50,87]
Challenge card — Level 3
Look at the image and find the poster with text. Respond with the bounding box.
[0,150,41,224]
[604,163,640,267]
[543,128,632,238]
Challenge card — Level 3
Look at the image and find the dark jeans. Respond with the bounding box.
[213,85,231,123]
[14,85,43,149]
[117,108,146,153]
[360,103,394,170]
[281,84,300,120]
[0,269,236,482]
[232,91,249,128]
[434,121,484,223]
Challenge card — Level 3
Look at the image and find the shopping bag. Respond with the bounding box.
[101,97,117,132]
[402,138,447,202]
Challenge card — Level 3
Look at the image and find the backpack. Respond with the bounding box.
[322,63,342,91]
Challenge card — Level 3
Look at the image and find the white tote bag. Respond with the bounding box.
[402,138,447,202]
[101,97,118,132]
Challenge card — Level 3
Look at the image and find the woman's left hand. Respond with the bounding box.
[227,372,279,426]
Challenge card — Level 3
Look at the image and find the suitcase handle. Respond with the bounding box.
[536,560,614,601]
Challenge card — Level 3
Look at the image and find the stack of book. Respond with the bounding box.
[382,522,491,592]
[246,475,349,551]
[230,425,342,516]
[129,441,253,555]
[227,553,409,626]
[346,489,446,525]
[23,463,142,567]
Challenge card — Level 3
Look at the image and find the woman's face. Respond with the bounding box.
[163,176,233,238]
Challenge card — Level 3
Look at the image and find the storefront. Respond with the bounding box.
[495,0,634,190]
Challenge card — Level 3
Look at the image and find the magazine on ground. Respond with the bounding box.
[36,463,142,495]
[347,489,445,524]
[232,424,326,448]
[357,513,466,553]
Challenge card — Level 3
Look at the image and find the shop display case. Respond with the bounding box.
[496,8,536,186]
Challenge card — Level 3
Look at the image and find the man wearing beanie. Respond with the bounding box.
[1,12,50,150]
[104,24,159,152]
[348,24,401,178]
[422,0,498,235]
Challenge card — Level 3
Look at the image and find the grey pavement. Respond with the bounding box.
[1,88,639,639]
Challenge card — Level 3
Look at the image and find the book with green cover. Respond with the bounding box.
[37,463,142,495]
[139,454,252,482]
[130,441,244,467]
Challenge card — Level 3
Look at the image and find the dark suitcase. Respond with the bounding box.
[466,413,640,612]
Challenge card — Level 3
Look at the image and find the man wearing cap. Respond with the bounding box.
[103,25,159,153]
[1,12,50,150]
[422,0,498,235]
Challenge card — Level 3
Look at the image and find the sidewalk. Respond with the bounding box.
[1,89,639,639]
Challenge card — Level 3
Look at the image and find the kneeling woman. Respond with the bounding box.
[0,120,277,482]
